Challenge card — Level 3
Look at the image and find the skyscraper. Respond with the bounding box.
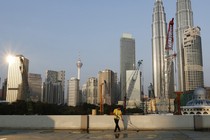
[43,70,65,104]
[67,77,79,106]
[183,26,204,91]
[98,69,117,105]
[6,55,29,103]
[152,0,167,98]
[86,77,98,105]
[28,73,42,102]
[120,33,135,101]
[176,0,194,91]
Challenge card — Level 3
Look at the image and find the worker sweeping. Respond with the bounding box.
[113,106,123,132]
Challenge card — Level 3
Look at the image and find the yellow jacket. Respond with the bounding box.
[113,108,122,120]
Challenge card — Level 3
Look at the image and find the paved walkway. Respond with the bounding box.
[1,129,210,140]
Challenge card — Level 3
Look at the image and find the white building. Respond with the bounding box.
[181,87,210,115]
[67,77,79,106]
[126,70,142,108]
[6,55,29,103]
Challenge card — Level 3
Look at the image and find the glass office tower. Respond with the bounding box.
[120,33,135,101]
[176,0,194,91]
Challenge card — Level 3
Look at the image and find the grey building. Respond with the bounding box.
[120,33,135,101]
[176,0,194,92]
[86,77,98,105]
[28,73,42,102]
[43,70,65,104]
[67,77,79,106]
[152,0,167,98]
[183,26,204,91]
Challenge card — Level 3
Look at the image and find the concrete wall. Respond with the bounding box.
[0,115,87,130]
[0,115,209,130]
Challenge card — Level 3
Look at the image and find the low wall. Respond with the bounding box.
[0,115,209,130]
[0,115,87,130]
[89,115,194,130]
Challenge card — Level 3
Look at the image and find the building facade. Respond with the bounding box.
[126,70,142,108]
[86,77,98,105]
[43,70,65,104]
[152,0,167,98]
[120,33,135,101]
[81,84,87,104]
[6,55,29,103]
[28,73,42,102]
[67,77,79,106]
[181,87,210,115]
[98,69,117,105]
[183,26,204,91]
[176,0,194,92]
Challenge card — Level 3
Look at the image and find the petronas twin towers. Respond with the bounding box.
[152,0,204,99]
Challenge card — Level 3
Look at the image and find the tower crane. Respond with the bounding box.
[159,18,176,113]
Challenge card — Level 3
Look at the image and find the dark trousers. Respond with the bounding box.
[114,118,120,132]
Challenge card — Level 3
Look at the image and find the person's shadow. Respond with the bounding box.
[114,133,120,138]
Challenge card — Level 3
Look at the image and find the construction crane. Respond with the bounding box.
[124,60,143,111]
[99,80,111,114]
[159,18,176,113]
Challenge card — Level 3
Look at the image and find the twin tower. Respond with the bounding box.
[152,0,204,99]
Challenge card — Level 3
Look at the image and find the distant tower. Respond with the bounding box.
[6,54,29,103]
[176,0,194,91]
[183,26,204,91]
[152,0,167,98]
[120,33,135,101]
[76,58,83,80]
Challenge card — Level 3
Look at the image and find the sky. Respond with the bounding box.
[0,0,210,94]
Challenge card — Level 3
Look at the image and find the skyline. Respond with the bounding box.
[0,0,210,94]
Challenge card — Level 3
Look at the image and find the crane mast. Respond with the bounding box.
[159,18,176,113]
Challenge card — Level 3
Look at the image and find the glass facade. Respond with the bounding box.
[183,27,204,91]
[120,33,135,101]
[176,0,194,91]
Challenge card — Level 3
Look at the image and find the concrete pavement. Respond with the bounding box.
[1,129,210,140]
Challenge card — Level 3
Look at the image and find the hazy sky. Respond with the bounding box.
[0,0,210,94]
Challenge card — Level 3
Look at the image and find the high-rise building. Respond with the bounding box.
[120,33,135,101]
[43,70,65,104]
[28,73,42,102]
[98,69,117,105]
[176,0,194,92]
[81,83,87,104]
[67,77,79,106]
[6,55,29,103]
[183,26,204,91]
[152,0,167,98]
[86,77,98,105]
